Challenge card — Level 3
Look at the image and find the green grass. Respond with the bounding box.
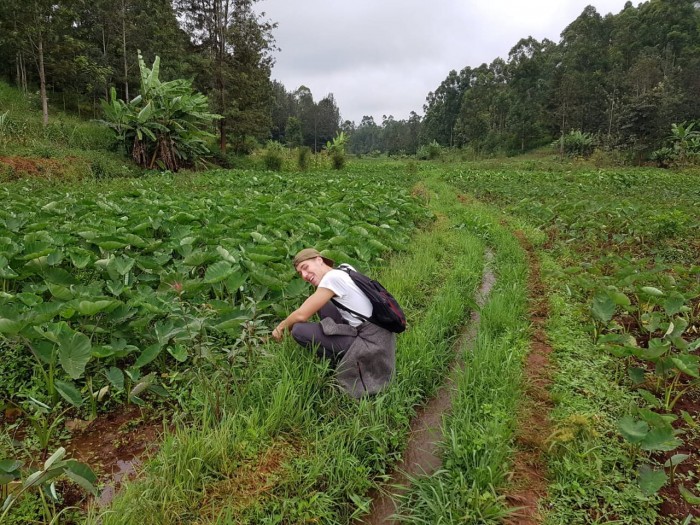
[88,184,485,524]
[396,181,531,524]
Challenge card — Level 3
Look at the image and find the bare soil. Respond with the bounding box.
[358,250,496,524]
[63,405,164,507]
[503,230,555,525]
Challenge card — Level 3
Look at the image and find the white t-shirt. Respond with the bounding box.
[318,265,373,327]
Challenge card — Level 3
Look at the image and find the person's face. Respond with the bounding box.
[295,256,328,287]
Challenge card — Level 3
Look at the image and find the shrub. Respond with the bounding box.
[262,140,284,171]
[326,132,347,170]
[416,140,441,160]
[553,130,595,157]
[296,146,311,171]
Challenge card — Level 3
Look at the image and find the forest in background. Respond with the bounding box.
[0,0,699,161]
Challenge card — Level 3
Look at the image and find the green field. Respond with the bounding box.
[1,157,699,524]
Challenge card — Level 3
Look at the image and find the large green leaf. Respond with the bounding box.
[591,291,616,323]
[57,331,92,380]
[134,343,163,368]
[638,464,667,496]
[55,380,83,407]
[203,261,233,284]
[618,415,648,444]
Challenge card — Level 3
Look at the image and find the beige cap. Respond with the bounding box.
[293,248,334,269]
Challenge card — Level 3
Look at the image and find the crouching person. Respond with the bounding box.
[271,248,395,398]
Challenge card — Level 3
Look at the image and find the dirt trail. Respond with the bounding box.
[358,251,496,525]
[503,231,554,525]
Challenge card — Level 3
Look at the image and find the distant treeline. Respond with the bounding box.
[1,0,698,159]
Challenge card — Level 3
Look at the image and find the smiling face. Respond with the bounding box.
[295,256,331,287]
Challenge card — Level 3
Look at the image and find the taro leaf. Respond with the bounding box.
[183,251,210,267]
[638,464,667,496]
[636,389,662,409]
[0,256,19,279]
[129,373,154,398]
[664,454,690,468]
[285,278,309,298]
[678,484,700,505]
[94,237,128,251]
[250,232,270,244]
[55,380,83,407]
[641,286,664,297]
[0,318,24,335]
[108,255,135,276]
[670,355,699,378]
[216,246,238,263]
[57,331,92,380]
[224,273,247,294]
[63,460,98,496]
[246,252,276,263]
[47,282,74,301]
[628,367,646,385]
[0,459,22,484]
[591,291,616,323]
[134,343,162,368]
[167,345,188,363]
[618,415,648,444]
[17,293,42,307]
[641,426,681,452]
[148,384,169,398]
[204,261,233,284]
[43,267,78,286]
[250,270,284,290]
[638,339,669,361]
[0,459,22,473]
[105,367,124,390]
[44,447,66,470]
[154,319,186,346]
[77,300,116,316]
[665,317,688,339]
[664,291,686,316]
[68,249,92,269]
[607,288,631,307]
[106,281,124,296]
[46,250,63,266]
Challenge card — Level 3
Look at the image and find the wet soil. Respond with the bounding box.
[358,250,496,524]
[63,405,164,507]
[503,230,554,525]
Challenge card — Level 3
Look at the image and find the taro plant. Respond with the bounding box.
[595,284,699,411]
[0,447,97,523]
[618,408,682,496]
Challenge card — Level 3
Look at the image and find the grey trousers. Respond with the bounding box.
[291,303,357,365]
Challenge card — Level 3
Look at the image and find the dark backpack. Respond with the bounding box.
[331,264,407,333]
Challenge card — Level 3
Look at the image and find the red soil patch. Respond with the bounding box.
[63,405,164,507]
[0,155,83,180]
[503,230,554,525]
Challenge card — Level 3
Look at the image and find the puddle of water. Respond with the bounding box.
[97,457,142,507]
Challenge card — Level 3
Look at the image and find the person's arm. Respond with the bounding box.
[272,287,335,341]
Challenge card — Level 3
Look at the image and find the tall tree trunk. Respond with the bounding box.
[38,34,48,127]
[122,0,129,101]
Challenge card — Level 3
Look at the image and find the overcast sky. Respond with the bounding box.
[254,0,632,125]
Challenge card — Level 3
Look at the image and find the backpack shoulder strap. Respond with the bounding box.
[330,264,370,322]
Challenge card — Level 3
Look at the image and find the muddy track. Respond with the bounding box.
[358,250,496,525]
[503,230,554,525]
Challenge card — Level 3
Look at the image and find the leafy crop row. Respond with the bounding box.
[0,170,427,418]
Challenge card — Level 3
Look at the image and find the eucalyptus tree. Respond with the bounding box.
[176,0,276,153]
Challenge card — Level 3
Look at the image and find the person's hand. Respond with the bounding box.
[272,326,284,342]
